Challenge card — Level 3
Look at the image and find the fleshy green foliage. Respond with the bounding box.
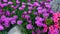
[46,18,53,26]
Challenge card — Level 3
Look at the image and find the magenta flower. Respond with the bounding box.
[53,12,59,23]
[11,5,14,8]
[34,12,38,15]
[27,20,32,23]
[21,15,25,18]
[38,10,43,14]
[25,15,30,19]
[1,15,6,21]
[4,21,10,27]
[16,0,20,4]
[28,6,33,10]
[54,23,59,29]
[48,26,59,34]
[22,2,26,5]
[3,0,8,2]
[0,25,4,30]
[11,20,16,24]
[21,5,26,8]
[28,10,32,14]
[43,13,49,18]
[32,31,35,34]
[17,20,23,25]
[19,7,24,10]
[37,7,42,10]
[43,24,48,32]
[8,1,13,5]
[5,10,11,16]
[27,3,33,7]
[11,11,16,14]
[45,2,51,8]
[35,21,43,27]
[0,3,7,8]
[33,2,39,6]
[23,11,27,14]
[42,8,47,13]
[36,29,41,34]
[26,24,33,29]
[35,16,44,22]
[13,15,18,20]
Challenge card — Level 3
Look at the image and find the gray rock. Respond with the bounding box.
[8,26,22,34]
[50,0,60,12]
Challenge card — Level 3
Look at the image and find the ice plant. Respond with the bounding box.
[0,0,60,34]
[26,24,34,29]
[17,20,23,25]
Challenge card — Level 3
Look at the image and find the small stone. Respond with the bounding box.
[8,26,22,34]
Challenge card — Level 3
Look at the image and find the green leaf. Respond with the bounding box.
[46,18,53,26]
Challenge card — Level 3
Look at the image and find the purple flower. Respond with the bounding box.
[28,6,33,10]
[25,15,30,19]
[43,13,49,18]
[33,2,39,6]
[21,5,26,8]
[3,0,8,2]
[22,2,26,5]
[0,19,3,23]
[8,1,13,5]
[42,8,47,13]
[27,3,33,7]
[37,7,42,10]
[27,20,32,23]
[28,10,32,14]
[48,28,59,34]
[14,5,19,9]
[19,7,24,10]
[11,5,14,8]
[53,29,59,34]
[0,11,5,16]
[1,15,6,21]
[45,2,51,8]
[38,17,44,22]
[35,21,43,27]
[43,24,48,32]
[35,16,44,22]
[49,10,54,13]
[11,20,16,24]
[4,21,10,27]
[32,31,35,34]
[34,12,38,15]
[38,10,43,14]
[17,20,23,25]
[13,15,18,20]
[35,16,40,20]
[26,24,33,29]
[11,11,16,14]
[0,25,4,30]
[16,0,20,4]
[36,29,41,34]
[23,11,27,14]
[3,3,8,6]
[1,3,8,8]
[21,15,25,18]
[28,0,30,2]
[5,11,11,16]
